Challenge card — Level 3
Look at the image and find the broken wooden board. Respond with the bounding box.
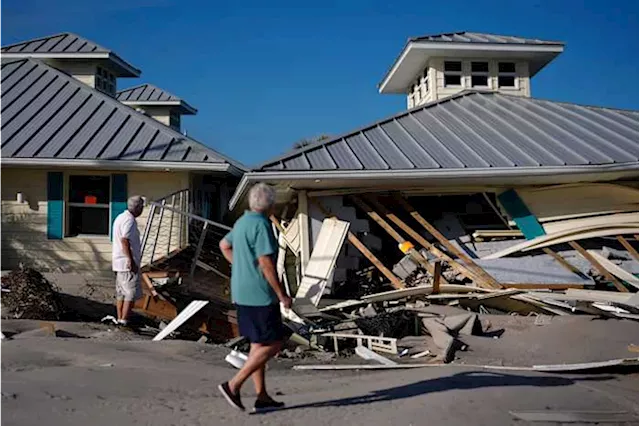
[152,300,209,341]
[295,218,350,306]
[509,410,636,423]
[586,250,639,288]
[484,225,639,259]
[322,332,398,354]
[532,357,639,372]
[355,345,398,366]
[311,199,405,290]
[568,241,628,292]
[617,235,639,261]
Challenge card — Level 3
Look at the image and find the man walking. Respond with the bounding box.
[218,183,292,413]
[112,195,155,326]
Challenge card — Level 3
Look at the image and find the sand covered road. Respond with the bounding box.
[2,332,638,426]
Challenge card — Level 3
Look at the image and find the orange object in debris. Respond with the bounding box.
[398,241,414,253]
[84,195,97,204]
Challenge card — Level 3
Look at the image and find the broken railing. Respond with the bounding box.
[140,189,232,280]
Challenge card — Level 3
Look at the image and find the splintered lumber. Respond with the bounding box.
[363,195,459,284]
[355,346,398,366]
[587,250,639,288]
[391,194,501,289]
[432,261,442,294]
[311,199,404,289]
[152,300,209,341]
[349,195,448,285]
[568,241,628,292]
[322,332,398,354]
[616,235,639,261]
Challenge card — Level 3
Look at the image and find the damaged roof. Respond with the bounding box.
[0,58,244,173]
[117,83,197,115]
[1,32,141,77]
[260,92,638,172]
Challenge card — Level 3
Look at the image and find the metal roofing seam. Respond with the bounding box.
[541,100,639,152]
[482,95,591,165]
[392,117,443,169]
[435,103,515,167]
[408,110,467,168]
[497,96,615,164]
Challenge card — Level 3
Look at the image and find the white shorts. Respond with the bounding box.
[115,272,142,302]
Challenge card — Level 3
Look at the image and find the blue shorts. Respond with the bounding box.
[236,304,291,344]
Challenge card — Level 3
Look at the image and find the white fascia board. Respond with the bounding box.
[2,52,141,77]
[1,158,231,172]
[379,42,564,93]
[228,162,639,210]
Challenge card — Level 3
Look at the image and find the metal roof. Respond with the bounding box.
[259,91,639,172]
[0,58,244,173]
[409,31,564,45]
[116,83,197,115]
[1,33,140,77]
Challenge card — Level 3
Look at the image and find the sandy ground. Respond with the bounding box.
[1,320,639,426]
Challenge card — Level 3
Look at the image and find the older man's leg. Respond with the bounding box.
[228,341,281,394]
[116,300,124,321]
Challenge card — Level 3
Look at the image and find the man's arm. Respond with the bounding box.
[258,255,291,309]
[219,238,233,264]
[120,238,138,274]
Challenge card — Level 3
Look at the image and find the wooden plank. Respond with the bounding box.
[432,261,442,294]
[348,195,440,286]
[568,241,628,292]
[585,251,639,288]
[295,219,350,306]
[363,195,451,284]
[298,190,311,273]
[321,333,398,354]
[391,194,501,289]
[152,300,209,341]
[616,235,639,260]
[541,247,586,277]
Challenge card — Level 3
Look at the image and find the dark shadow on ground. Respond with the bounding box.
[255,371,615,414]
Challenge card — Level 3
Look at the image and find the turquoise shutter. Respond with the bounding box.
[46,172,64,240]
[497,189,545,240]
[110,174,128,240]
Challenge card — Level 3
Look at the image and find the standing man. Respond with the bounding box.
[112,195,156,326]
[218,183,292,413]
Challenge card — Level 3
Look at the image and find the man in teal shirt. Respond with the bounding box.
[218,183,292,413]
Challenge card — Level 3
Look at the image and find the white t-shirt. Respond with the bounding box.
[112,210,142,272]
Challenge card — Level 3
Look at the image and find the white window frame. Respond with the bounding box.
[443,61,462,87]
[421,69,429,97]
[470,61,490,88]
[498,62,518,89]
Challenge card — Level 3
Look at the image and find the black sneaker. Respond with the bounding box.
[253,397,285,413]
[218,382,245,411]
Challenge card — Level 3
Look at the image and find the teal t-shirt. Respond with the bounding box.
[223,210,279,306]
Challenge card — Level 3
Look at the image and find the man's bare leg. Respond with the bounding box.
[252,364,267,399]
[121,300,133,323]
[228,342,281,395]
[116,300,124,321]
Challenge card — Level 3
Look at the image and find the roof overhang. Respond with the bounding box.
[229,162,639,210]
[0,158,241,174]
[121,100,198,115]
[379,41,564,94]
[1,52,141,77]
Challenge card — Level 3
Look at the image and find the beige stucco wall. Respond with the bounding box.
[47,60,98,89]
[1,167,189,273]
[408,58,531,107]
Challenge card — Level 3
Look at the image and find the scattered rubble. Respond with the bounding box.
[1,268,64,320]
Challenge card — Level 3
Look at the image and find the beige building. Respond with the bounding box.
[377,31,564,108]
[0,33,243,287]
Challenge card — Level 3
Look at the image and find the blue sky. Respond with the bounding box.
[3,0,638,167]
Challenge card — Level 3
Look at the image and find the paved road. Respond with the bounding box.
[2,337,638,426]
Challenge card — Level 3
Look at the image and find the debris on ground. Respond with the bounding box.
[1,268,64,320]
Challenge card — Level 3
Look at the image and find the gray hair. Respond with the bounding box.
[248,183,275,212]
[127,195,144,211]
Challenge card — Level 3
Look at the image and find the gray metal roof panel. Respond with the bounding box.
[410,31,564,45]
[0,58,243,169]
[116,83,197,114]
[2,33,109,54]
[259,91,638,173]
